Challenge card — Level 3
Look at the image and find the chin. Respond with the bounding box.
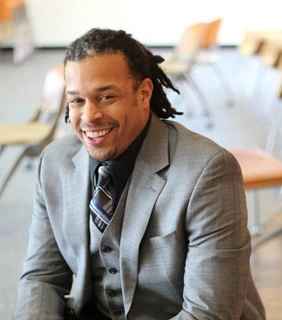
[88,149,117,162]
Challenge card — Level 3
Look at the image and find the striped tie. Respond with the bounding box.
[89,165,114,232]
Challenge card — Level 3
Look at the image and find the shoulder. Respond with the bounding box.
[39,134,87,173]
[146,114,237,165]
[42,133,82,158]
[163,119,240,171]
[164,119,224,154]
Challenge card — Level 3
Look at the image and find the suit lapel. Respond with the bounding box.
[63,145,95,305]
[63,145,91,258]
[120,114,169,314]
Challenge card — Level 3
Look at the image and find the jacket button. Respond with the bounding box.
[102,246,112,253]
[113,310,123,317]
[109,268,117,274]
[106,289,117,297]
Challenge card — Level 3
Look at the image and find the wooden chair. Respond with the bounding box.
[264,54,282,153]
[232,145,282,236]
[0,0,34,63]
[231,82,282,235]
[161,22,213,127]
[0,64,66,197]
[237,30,265,57]
[196,18,234,106]
[237,30,282,96]
[279,57,282,100]
[255,36,282,103]
[250,55,282,247]
[0,0,15,42]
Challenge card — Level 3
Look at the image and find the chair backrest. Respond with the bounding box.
[200,18,222,49]
[175,22,207,61]
[175,19,222,56]
[0,0,23,42]
[34,64,66,146]
[34,64,65,122]
[278,55,282,99]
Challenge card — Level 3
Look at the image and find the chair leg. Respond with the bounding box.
[265,98,282,154]
[252,227,282,250]
[0,148,27,197]
[250,190,263,236]
[0,145,6,156]
[176,79,195,118]
[253,64,269,103]
[183,73,214,128]
[211,62,234,107]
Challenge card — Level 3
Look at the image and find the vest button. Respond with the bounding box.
[109,268,117,274]
[106,289,117,297]
[113,310,123,317]
[102,246,112,253]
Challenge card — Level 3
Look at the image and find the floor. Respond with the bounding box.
[251,212,282,320]
[0,47,282,319]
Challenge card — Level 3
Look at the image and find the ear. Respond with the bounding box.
[139,78,153,105]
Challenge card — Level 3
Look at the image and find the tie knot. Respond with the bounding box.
[97,165,111,188]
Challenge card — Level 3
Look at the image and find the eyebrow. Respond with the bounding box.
[66,85,122,96]
[66,90,80,96]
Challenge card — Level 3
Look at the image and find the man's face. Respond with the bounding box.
[65,53,153,161]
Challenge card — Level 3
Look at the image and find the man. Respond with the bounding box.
[13,28,265,319]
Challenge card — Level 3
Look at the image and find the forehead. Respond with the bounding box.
[65,53,132,82]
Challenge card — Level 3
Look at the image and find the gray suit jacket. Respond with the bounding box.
[13,114,265,319]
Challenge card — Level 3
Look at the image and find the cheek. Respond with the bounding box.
[120,114,131,133]
[69,109,80,126]
[119,114,140,142]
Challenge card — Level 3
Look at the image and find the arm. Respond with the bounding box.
[172,150,252,320]
[12,154,73,320]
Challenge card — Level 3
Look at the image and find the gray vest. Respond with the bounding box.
[89,183,130,319]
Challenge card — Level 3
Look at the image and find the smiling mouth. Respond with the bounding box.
[84,128,112,139]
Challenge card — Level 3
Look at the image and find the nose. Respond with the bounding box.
[81,101,103,123]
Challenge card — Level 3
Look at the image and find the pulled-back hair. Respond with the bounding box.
[64,28,182,122]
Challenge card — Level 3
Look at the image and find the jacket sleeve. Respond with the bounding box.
[12,154,73,320]
[170,150,255,320]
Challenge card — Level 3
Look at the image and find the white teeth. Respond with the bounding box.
[86,129,110,138]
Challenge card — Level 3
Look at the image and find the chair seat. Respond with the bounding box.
[232,148,282,190]
[195,51,217,64]
[162,60,192,75]
[0,122,50,145]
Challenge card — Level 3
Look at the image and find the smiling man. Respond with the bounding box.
[13,28,265,320]
[65,53,152,161]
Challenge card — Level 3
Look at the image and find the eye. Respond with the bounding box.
[99,95,115,102]
[68,98,84,106]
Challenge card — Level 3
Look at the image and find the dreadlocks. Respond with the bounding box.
[64,28,183,123]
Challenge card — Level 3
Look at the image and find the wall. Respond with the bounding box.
[23,0,282,47]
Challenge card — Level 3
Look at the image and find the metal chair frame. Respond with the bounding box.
[0,64,66,197]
